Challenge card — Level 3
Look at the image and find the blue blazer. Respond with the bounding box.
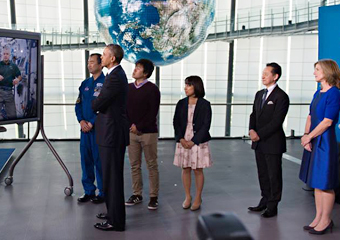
[173,97,212,145]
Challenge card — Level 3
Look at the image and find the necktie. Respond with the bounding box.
[261,89,268,109]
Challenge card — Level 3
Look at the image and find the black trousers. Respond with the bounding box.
[255,150,283,210]
[98,144,126,229]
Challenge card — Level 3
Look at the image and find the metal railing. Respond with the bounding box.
[1,1,337,51]
[0,102,310,141]
[207,2,321,41]
[43,102,310,106]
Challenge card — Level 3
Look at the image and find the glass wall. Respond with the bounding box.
[0,0,10,29]
[0,0,326,139]
[232,35,317,137]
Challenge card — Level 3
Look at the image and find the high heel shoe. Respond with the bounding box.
[309,220,334,235]
[190,199,202,211]
[182,196,192,209]
[303,225,314,231]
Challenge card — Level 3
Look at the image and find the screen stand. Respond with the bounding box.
[4,121,74,196]
[4,55,73,196]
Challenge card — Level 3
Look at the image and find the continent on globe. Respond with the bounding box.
[95,0,215,66]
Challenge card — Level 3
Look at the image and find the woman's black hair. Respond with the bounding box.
[185,75,205,98]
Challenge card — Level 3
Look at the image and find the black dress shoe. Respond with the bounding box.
[94,221,125,232]
[96,213,108,219]
[261,209,277,218]
[77,194,95,203]
[248,205,267,212]
[91,196,105,204]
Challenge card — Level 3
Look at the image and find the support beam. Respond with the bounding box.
[83,0,90,78]
[225,0,236,136]
[155,67,160,133]
[225,41,234,136]
[17,123,25,138]
[229,0,236,34]
[155,66,160,87]
[83,0,89,37]
[85,50,90,78]
[9,0,16,29]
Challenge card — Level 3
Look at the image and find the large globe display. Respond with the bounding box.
[95,0,215,66]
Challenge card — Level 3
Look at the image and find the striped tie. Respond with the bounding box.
[261,89,268,109]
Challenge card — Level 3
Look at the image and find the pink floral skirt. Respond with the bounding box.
[173,142,212,169]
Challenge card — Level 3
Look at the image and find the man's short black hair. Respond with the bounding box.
[90,53,102,64]
[135,59,154,79]
[266,62,282,81]
[185,75,205,98]
[106,44,124,64]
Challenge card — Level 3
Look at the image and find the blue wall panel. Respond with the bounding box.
[319,5,340,142]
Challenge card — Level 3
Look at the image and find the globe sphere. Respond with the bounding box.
[95,0,215,66]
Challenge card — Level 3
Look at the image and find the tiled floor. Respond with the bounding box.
[0,139,339,240]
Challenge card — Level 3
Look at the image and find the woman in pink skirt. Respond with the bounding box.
[173,76,212,211]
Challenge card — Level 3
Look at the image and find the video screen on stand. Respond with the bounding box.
[0,29,41,125]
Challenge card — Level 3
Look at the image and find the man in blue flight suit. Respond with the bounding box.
[0,46,22,120]
[75,53,105,204]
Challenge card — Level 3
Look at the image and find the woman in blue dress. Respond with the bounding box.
[300,59,340,235]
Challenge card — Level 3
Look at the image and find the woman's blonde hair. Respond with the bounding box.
[314,59,340,89]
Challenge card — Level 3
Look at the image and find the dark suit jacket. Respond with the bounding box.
[92,65,129,148]
[249,85,289,154]
[173,97,212,145]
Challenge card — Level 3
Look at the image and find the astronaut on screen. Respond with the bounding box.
[0,38,38,120]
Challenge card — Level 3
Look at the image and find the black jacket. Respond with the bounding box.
[173,97,212,145]
[249,86,289,154]
[92,65,129,147]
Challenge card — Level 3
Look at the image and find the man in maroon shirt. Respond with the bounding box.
[125,59,161,210]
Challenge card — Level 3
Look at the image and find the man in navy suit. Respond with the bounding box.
[248,62,289,218]
[92,44,129,231]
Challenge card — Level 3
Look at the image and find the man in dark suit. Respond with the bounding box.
[92,44,129,231]
[248,62,289,218]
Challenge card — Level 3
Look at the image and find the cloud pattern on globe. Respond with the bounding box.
[95,0,215,66]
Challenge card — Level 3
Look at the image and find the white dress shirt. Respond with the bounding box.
[107,64,120,75]
[265,83,277,100]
